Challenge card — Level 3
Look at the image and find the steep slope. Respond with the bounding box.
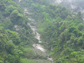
[19,1,54,63]
[0,0,38,63]
[17,0,84,63]
[1,0,84,63]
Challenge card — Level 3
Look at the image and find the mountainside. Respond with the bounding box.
[0,0,38,63]
[0,0,84,63]
[18,0,84,63]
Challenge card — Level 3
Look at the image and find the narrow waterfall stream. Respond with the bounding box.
[25,8,54,63]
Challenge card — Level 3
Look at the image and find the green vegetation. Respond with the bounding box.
[0,0,84,63]
[19,0,84,63]
[21,58,37,63]
[0,0,37,63]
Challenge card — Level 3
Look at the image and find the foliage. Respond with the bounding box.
[19,0,84,63]
[0,0,37,63]
[1,0,84,63]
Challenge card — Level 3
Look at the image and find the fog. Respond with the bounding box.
[52,0,84,12]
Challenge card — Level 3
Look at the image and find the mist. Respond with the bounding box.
[51,0,84,12]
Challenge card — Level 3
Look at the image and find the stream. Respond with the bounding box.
[25,8,54,63]
[18,0,54,62]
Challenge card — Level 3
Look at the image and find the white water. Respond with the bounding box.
[25,8,53,62]
[27,23,42,43]
[33,44,45,52]
[28,17,53,62]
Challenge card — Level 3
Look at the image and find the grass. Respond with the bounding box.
[21,58,52,63]
[21,58,37,63]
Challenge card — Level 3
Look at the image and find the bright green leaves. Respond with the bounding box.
[18,13,23,18]
[0,0,35,63]
[13,49,23,56]
[70,51,84,63]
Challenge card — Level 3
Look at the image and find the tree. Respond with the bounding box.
[5,40,15,54]
[77,11,82,20]
[10,10,23,25]
[5,5,17,16]
[6,54,20,63]
[6,30,21,45]
[77,23,84,31]
[0,4,6,11]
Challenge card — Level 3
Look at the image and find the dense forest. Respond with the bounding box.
[0,0,38,63]
[19,0,84,63]
[0,0,84,63]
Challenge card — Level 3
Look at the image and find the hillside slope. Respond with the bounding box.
[18,0,84,63]
[0,0,38,63]
[1,0,84,63]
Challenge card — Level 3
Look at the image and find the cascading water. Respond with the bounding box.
[25,8,54,63]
